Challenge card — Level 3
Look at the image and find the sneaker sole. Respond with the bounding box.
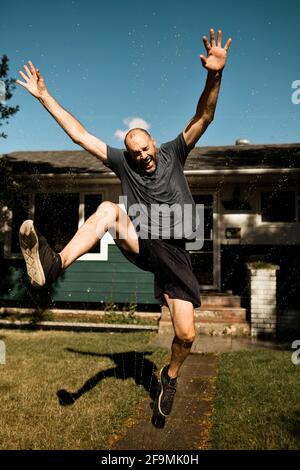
[19,220,46,287]
[157,366,168,417]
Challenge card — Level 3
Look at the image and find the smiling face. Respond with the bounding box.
[125,129,157,174]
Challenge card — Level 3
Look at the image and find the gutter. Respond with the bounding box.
[184,168,300,176]
[16,168,300,181]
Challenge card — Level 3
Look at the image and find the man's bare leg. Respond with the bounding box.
[157,294,195,416]
[163,294,196,378]
[59,201,139,269]
[19,201,139,287]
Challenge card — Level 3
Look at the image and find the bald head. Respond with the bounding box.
[124,128,152,150]
[124,128,158,174]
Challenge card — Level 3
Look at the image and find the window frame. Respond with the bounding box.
[5,188,110,260]
[259,188,299,226]
[78,190,116,261]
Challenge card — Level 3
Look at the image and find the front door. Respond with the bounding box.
[189,193,220,290]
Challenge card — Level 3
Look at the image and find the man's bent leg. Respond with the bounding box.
[59,201,139,269]
[20,201,139,287]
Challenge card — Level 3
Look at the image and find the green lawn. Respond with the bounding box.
[210,349,300,450]
[0,329,168,450]
[3,331,299,450]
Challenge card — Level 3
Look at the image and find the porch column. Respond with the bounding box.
[247,263,279,338]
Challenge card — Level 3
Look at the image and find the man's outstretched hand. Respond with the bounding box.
[16,61,48,99]
[200,29,232,72]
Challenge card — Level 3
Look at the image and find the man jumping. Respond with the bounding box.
[16,29,231,417]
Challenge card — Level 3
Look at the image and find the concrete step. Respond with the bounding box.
[161,305,247,322]
[160,295,249,336]
[200,293,242,308]
[195,308,247,322]
[158,320,250,337]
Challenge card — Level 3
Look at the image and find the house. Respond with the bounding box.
[1,141,300,336]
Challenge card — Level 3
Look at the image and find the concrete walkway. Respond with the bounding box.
[110,332,289,450]
[111,353,218,451]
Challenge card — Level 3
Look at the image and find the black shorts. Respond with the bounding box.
[117,238,201,308]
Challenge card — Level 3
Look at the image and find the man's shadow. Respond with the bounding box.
[56,348,166,428]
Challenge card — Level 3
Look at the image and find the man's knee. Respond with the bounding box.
[96,201,118,219]
[174,328,196,345]
[95,201,118,224]
[94,201,118,238]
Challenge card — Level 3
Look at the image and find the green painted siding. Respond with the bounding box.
[0,245,159,306]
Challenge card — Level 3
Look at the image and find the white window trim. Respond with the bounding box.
[5,188,122,261]
[78,193,126,261]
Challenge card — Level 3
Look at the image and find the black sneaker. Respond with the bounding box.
[19,220,62,288]
[158,364,177,417]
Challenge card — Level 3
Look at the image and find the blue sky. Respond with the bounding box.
[1,0,300,153]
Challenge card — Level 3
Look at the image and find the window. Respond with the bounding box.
[222,187,252,211]
[261,191,296,223]
[191,194,214,285]
[34,193,80,252]
[8,191,105,258]
[193,194,213,240]
[83,194,102,253]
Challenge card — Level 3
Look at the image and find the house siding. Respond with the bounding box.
[0,245,159,307]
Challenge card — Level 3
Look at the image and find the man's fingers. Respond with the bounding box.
[16,79,27,88]
[36,69,43,81]
[210,28,216,47]
[224,37,232,51]
[19,70,29,82]
[28,60,37,76]
[217,29,222,47]
[199,54,207,67]
[23,64,32,78]
[202,36,211,52]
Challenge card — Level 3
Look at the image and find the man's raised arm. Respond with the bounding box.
[16,61,107,162]
[183,29,232,150]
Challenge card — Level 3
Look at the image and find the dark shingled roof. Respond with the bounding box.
[3,150,110,174]
[3,142,300,175]
[187,143,300,170]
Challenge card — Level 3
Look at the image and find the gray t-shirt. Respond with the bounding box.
[106,133,197,240]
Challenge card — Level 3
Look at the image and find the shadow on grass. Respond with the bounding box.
[280,410,300,440]
[57,348,166,428]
